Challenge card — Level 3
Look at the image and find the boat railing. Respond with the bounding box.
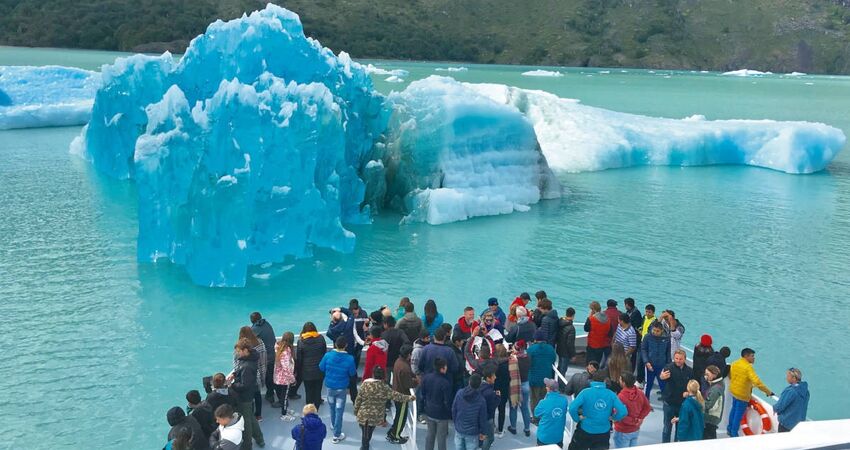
[403,388,418,450]
[550,360,577,443]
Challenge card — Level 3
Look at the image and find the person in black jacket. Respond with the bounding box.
[556,307,576,391]
[296,322,328,411]
[659,349,695,443]
[493,345,511,437]
[186,389,215,441]
[249,312,277,403]
[706,346,731,379]
[206,373,237,415]
[166,406,207,450]
[230,339,264,450]
[382,316,410,372]
[623,298,643,375]
[537,298,559,346]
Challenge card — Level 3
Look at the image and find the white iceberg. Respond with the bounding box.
[786,72,807,77]
[384,75,404,83]
[722,69,772,77]
[364,63,409,77]
[521,69,563,77]
[435,67,468,72]
[469,83,846,174]
[0,65,100,130]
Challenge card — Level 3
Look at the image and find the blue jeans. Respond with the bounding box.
[662,402,679,443]
[509,381,531,432]
[327,388,347,438]
[727,398,749,437]
[454,433,478,450]
[482,419,495,450]
[613,430,640,447]
[643,366,666,397]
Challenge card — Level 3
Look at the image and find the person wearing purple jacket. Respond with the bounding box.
[452,374,488,450]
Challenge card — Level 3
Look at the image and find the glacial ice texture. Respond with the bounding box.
[470,83,846,174]
[0,66,99,130]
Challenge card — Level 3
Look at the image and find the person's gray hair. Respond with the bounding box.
[789,367,803,381]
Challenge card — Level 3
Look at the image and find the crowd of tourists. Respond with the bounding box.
[162,294,810,450]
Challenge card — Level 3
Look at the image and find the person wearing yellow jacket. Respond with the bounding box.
[726,348,774,437]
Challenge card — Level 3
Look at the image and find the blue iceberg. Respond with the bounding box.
[0,65,99,130]
[471,83,846,174]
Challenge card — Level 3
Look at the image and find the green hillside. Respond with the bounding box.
[2,0,850,74]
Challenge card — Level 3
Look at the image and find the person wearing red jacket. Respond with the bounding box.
[613,372,651,447]
[583,301,610,369]
[364,327,389,380]
[506,293,531,331]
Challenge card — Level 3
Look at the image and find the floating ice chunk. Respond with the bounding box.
[787,72,807,77]
[722,69,772,77]
[522,70,563,77]
[435,67,468,72]
[364,64,409,77]
[470,83,845,174]
[0,66,100,130]
[385,75,404,83]
[599,70,610,74]
[382,76,561,225]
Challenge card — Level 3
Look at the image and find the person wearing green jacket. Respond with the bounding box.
[702,365,725,439]
[673,380,705,442]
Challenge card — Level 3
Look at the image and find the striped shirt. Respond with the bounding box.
[614,325,637,351]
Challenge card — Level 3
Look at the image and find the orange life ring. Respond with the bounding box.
[740,399,772,435]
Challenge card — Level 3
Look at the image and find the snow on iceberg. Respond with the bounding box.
[380,76,560,225]
[364,64,409,77]
[0,66,100,130]
[722,69,772,77]
[521,70,563,77]
[469,83,845,174]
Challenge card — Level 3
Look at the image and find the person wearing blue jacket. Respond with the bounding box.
[479,370,500,450]
[421,358,454,450]
[452,374,488,450]
[291,404,327,450]
[418,327,458,376]
[673,380,705,442]
[567,372,627,450]
[527,329,556,412]
[534,378,569,447]
[423,299,444,337]
[773,367,809,432]
[480,298,507,328]
[640,323,671,398]
[318,337,356,443]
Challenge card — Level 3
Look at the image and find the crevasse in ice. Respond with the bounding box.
[469,83,846,174]
[0,66,99,130]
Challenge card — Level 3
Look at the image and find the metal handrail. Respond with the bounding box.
[403,387,417,450]
[551,360,576,442]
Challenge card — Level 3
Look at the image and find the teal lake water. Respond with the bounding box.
[2,47,850,448]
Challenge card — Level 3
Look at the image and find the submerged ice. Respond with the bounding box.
[72,4,844,287]
[0,66,99,130]
[469,84,845,174]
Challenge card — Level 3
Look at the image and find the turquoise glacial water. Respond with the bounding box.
[2,47,850,448]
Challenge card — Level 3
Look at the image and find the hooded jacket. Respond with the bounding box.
[569,381,627,434]
[556,318,576,359]
[319,349,357,390]
[251,318,276,362]
[166,407,207,450]
[355,378,414,425]
[706,351,729,379]
[613,386,651,433]
[291,413,327,450]
[363,338,389,380]
[676,396,704,442]
[411,338,428,376]
[381,327,409,370]
[326,313,354,354]
[584,312,610,349]
[189,401,216,440]
[604,306,621,338]
[505,317,536,344]
[210,413,244,450]
[729,357,772,401]
[704,377,725,426]
[423,312,444,337]
[397,312,424,343]
[773,381,809,430]
[452,386,488,436]
[640,332,671,370]
[526,341,556,387]
[392,357,418,393]
[296,332,328,381]
[453,317,476,342]
[539,309,560,345]
[231,349,259,404]
[479,381,500,420]
[205,388,236,415]
[534,391,569,445]
[692,344,713,380]
[420,372,453,420]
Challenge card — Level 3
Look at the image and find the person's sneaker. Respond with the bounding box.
[496,430,504,438]
[332,433,345,444]
[386,435,408,444]
[287,409,296,416]
[256,416,263,423]
[507,426,517,435]
[417,415,427,424]
[524,429,530,437]
[280,414,296,422]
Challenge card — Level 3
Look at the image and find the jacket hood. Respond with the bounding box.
[301,331,320,339]
[253,318,268,327]
[792,381,810,398]
[461,385,482,401]
[457,317,475,333]
[167,406,186,426]
[594,312,608,323]
[302,413,324,431]
[620,385,641,402]
[371,339,389,352]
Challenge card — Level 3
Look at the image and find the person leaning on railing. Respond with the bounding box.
[726,348,774,438]
[773,367,809,432]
